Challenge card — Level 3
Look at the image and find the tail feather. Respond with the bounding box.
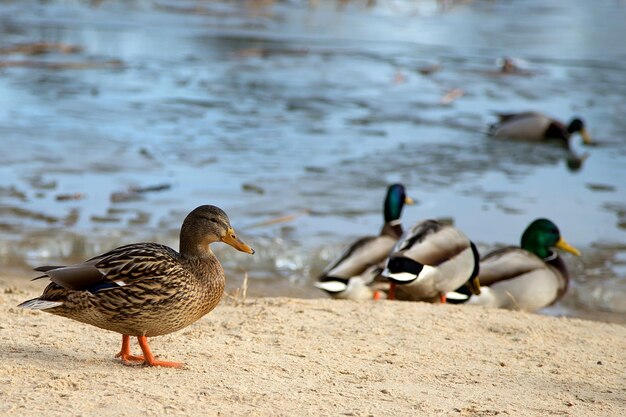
[18,298,63,310]
[31,275,50,281]
[32,265,66,281]
[34,265,66,272]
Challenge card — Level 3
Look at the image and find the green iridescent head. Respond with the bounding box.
[520,218,580,260]
[383,184,414,223]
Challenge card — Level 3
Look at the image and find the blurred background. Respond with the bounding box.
[0,0,624,322]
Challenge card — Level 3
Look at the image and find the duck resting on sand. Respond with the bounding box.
[447,218,580,312]
[383,219,480,303]
[489,112,593,145]
[19,205,254,368]
[315,184,414,300]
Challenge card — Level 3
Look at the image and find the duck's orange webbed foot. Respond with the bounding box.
[116,335,146,365]
[116,353,146,365]
[137,336,184,368]
[143,358,184,368]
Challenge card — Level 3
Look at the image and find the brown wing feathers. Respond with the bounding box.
[32,243,182,293]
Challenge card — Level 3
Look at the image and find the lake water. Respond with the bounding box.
[0,0,624,322]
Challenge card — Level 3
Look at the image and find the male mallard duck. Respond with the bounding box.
[382,220,480,303]
[316,265,390,300]
[315,184,414,300]
[448,218,580,312]
[489,112,592,145]
[18,205,254,368]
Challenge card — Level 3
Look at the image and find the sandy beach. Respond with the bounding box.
[1,274,624,417]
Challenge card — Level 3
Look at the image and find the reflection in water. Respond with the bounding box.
[0,0,625,322]
[565,151,588,173]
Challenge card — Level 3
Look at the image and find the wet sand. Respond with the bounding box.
[1,275,624,416]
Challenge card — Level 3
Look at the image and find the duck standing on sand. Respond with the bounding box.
[448,218,580,312]
[315,184,414,300]
[19,205,255,368]
[383,220,480,303]
[489,112,593,145]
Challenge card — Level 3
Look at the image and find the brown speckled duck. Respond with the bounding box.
[18,205,254,368]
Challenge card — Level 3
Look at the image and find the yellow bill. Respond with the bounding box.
[468,276,481,295]
[556,237,580,256]
[580,128,593,145]
[405,196,415,205]
[221,227,255,254]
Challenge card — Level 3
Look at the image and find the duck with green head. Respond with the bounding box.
[448,218,581,312]
[315,184,414,300]
[489,112,593,146]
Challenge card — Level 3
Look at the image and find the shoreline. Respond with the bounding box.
[3,269,624,325]
[1,277,624,416]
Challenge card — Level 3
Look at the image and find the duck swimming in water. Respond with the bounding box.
[489,112,592,145]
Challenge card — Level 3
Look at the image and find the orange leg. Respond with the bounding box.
[115,335,145,365]
[388,282,396,301]
[137,335,183,368]
[440,293,447,304]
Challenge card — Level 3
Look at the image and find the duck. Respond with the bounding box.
[315,265,390,300]
[382,219,480,303]
[488,112,593,145]
[315,183,414,300]
[447,218,580,312]
[18,205,255,368]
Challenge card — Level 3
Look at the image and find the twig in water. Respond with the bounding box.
[242,210,310,230]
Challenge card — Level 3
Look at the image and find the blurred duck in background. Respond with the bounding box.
[489,112,593,146]
[315,184,414,300]
[447,218,580,312]
[497,56,533,76]
[382,219,480,303]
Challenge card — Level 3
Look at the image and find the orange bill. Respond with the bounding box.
[221,228,255,254]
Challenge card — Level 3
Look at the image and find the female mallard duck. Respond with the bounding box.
[489,112,592,145]
[448,218,580,312]
[315,184,414,300]
[18,205,254,368]
[382,220,480,303]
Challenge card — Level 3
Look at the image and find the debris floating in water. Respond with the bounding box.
[418,63,442,75]
[0,42,83,55]
[0,59,124,70]
[55,193,86,202]
[242,183,265,194]
[111,184,172,203]
[440,88,464,105]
